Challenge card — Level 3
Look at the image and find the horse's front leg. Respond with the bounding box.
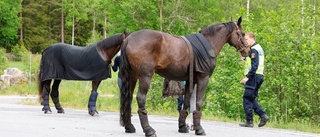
[88,81,101,116]
[137,76,156,137]
[193,76,209,136]
[41,80,52,114]
[50,80,64,113]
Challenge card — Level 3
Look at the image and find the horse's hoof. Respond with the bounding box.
[178,125,189,133]
[146,134,157,137]
[57,109,65,113]
[125,124,136,133]
[42,106,52,114]
[88,111,95,116]
[190,124,194,131]
[144,127,156,137]
[88,110,98,116]
[44,110,52,114]
[195,128,206,136]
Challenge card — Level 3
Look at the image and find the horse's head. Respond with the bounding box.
[96,30,131,64]
[228,17,250,57]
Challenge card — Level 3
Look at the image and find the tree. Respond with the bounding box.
[0,0,21,50]
[64,0,89,45]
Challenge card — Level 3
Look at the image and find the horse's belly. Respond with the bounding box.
[156,68,188,81]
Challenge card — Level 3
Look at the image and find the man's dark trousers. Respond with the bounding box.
[243,74,265,121]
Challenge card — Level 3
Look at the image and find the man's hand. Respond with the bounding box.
[240,56,246,62]
[111,60,114,66]
[240,77,249,84]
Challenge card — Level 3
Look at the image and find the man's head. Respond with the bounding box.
[245,32,256,47]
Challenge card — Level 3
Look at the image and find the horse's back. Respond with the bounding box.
[43,43,91,57]
[124,29,190,79]
[40,43,109,81]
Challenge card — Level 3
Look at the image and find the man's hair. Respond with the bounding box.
[246,32,256,40]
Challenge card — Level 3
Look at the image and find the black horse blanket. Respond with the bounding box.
[185,33,216,74]
[40,43,111,81]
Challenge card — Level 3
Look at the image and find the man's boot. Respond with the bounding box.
[239,120,253,127]
[258,115,269,127]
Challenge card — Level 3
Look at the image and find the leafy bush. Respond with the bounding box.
[11,41,28,61]
[0,48,8,74]
[22,53,41,81]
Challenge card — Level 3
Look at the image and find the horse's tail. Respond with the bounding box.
[38,55,44,102]
[120,40,133,127]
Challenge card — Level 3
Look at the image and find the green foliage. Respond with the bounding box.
[0,48,8,74]
[22,53,40,81]
[147,74,178,113]
[11,41,28,61]
[248,3,320,126]
[0,0,21,49]
[1,0,320,133]
[86,30,103,45]
[21,0,56,53]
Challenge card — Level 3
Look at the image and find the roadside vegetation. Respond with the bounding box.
[1,0,319,134]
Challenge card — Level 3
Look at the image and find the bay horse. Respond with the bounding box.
[120,17,250,136]
[38,31,130,116]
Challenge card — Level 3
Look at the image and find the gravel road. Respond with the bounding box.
[0,95,319,137]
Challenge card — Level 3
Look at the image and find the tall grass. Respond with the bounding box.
[8,61,24,70]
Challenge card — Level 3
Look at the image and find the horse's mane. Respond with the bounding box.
[96,33,123,49]
[199,22,236,36]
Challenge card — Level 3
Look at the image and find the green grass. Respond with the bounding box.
[8,61,25,70]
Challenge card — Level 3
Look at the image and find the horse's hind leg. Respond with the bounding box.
[87,81,101,116]
[51,80,64,113]
[137,76,156,137]
[124,78,137,133]
[178,81,192,133]
[41,80,52,114]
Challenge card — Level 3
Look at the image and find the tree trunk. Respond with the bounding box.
[246,0,250,20]
[71,0,75,45]
[158,0,163,31]
[61,0,64,43]
[103,15,107,38]
[72,14,75,45]
[20,12,23,41]
[93,12,95,32]
[312,0,316,36]
[92,11,96,38]
[301,0,304,36]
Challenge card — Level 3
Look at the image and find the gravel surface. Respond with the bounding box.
[0,95,319,137]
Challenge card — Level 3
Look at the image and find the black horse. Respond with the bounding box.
[38,31,130,116]
[120,17,249,136]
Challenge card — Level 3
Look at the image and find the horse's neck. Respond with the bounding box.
[207,36,227,57]
[101,46,120,64]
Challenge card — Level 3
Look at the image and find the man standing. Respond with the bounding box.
[112,55,121,89]
[239,32,269,128]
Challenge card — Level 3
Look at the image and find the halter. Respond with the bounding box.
[233,22,248,52]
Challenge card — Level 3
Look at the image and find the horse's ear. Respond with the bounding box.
[123,29,130,37]
[237,17,242,25]
[231,17,234,22]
